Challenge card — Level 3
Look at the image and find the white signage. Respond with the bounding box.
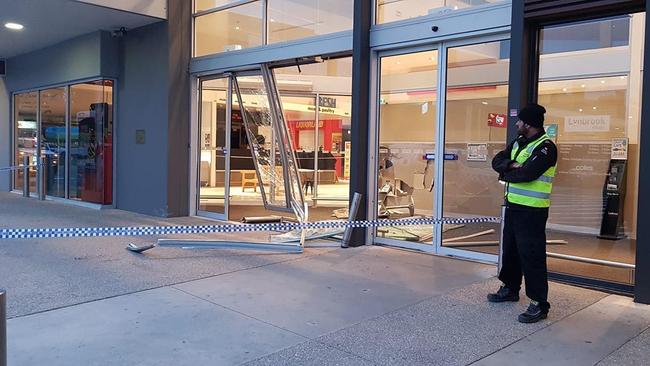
[564,115,610,132]
[611,138,628,160]
[467,143,488,162]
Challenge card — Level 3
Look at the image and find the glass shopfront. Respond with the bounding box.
[374,38,509,259]
[13,92,38,194]
[12,80,114,205]
[196,57,352,222]
[193,0,354,57]
[533,14,645,286]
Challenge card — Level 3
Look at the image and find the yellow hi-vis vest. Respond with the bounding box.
[506,134,556,208]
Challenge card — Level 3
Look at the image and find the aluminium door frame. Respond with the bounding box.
[370,33,510,263]
[434,33,510,264]
[372,43,441,254]
[195,74,232,221]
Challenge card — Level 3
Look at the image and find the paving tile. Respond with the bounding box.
[243,340,377,366]
[598,327,650,366]
[474,295,650,366]
[175,246,495,338]
[8,287,306,366]
[318,279,607,366]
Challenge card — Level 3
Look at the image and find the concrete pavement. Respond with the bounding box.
[2,192,650,365]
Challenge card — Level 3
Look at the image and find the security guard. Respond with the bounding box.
[488,103,557,324]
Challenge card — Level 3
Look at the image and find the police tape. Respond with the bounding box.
[0,216,501,239]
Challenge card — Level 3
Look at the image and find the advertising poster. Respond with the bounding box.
[487,113,507,128]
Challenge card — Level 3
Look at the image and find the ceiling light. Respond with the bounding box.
[562,88,567,92]
[579,108,583,112]
[600,80,606,84]
[4,22,24,30]
[235,26,240,30]
[580,84,585,88]
[592,106,597,110]
[482,101,488,105]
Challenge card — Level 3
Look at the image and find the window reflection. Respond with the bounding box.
[69,81,113,204]
[376,0,505,24]
[39,87,66,198]
[13,92,38,193]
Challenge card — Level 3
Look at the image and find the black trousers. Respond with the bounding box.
[499,206,550,310]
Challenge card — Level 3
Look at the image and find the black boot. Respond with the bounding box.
[518,302,548,323]
[487,286,519,303]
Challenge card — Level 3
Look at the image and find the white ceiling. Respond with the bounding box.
[0,0,163,59]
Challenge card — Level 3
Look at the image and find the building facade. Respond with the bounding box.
[2,0,649,302]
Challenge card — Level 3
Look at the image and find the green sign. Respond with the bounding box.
[546,124,558,138]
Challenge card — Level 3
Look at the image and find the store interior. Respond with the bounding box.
[13,81,114,204]
[198,58,352,222]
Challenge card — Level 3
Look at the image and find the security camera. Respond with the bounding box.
[111,27,128,38]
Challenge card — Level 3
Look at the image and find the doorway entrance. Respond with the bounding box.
[195,58,353,222]
[373,35,510,263]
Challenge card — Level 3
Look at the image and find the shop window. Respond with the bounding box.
[198,78,228,216]
[13,92,38,193]
[537,13,644,285]
[193,0,353,57]
[39,87,67,198]
[267,0,353,44]
[12,80,113,205]
[194,1,263,57]
[377,50,438,244]
[441,40,509,255]
[69,80,114,204]
[273,58,352,221]
[376,0,505,25]
[194,0,242,13]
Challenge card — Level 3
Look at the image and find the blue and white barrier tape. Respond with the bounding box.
[0,216,500,239]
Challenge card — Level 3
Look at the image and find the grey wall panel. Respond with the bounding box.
[100,31,121,79]
[116,21,170,216]
[0,78,10,191]
[5,32,104,92]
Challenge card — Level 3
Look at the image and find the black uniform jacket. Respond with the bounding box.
[492,130,558,209]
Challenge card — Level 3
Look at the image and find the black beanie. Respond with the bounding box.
[518,103,546,128]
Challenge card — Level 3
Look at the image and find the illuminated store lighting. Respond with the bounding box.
[4,22,24,30]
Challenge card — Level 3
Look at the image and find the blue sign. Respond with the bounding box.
[423,153,458,161]
[546,124,558,138]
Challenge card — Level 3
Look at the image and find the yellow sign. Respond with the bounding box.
[344,141,351,179]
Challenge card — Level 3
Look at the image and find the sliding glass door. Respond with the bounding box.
[374,35,509,262]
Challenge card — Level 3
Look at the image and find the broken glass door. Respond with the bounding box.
[232,66,305,220]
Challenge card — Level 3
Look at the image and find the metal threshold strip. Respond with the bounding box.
[546,252,635,269]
